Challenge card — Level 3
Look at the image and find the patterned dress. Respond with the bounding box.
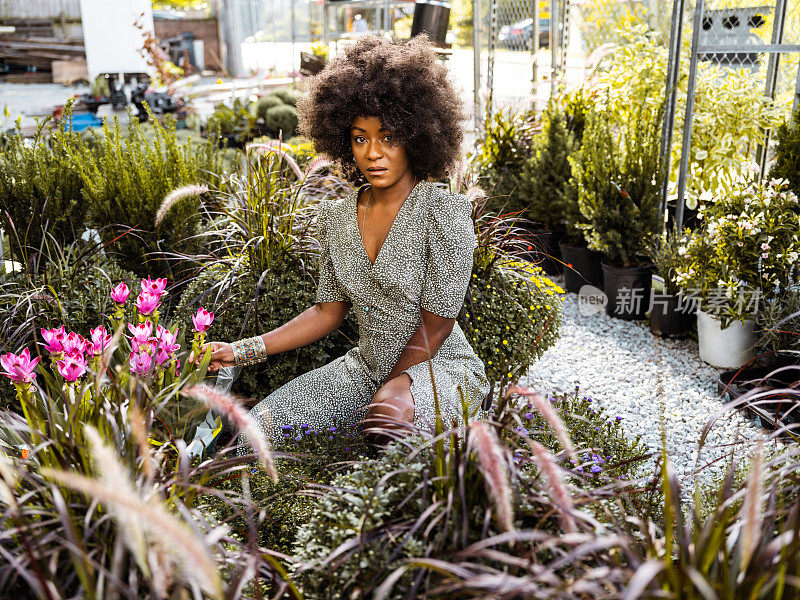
[248,180,490,441]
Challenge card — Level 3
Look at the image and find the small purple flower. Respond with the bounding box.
[615,416,622,422]
[524,412,534,419]
[329,426,336,432]
[284,434,290,438]
[515,426,528,435]
[281,425,293,432]
[575,466,584,472]
[301,423,309,429]
[294,435,302,441]
[590,465,602,474]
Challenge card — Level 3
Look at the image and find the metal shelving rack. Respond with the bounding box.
[322,0,416,45]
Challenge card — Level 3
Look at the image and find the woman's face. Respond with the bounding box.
[350,116,414,190]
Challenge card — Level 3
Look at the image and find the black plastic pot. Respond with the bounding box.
[650,293,695,338]
[522,228,563,275]
[601,262,652,320]
[717,365,800,436]
[559,242,603,293]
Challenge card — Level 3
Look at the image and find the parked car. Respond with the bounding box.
[498,18,551,50]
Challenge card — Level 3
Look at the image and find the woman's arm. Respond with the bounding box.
[381,308,455,385]
[201,301,350,371]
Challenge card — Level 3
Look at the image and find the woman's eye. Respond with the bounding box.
[353,135,365,143]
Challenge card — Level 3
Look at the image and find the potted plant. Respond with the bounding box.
[301,42,329,76]
[559,88,603,292]
[573,104,665,320]
[647,226,695,338]
[675,175,800,369]
[517,101,574,276]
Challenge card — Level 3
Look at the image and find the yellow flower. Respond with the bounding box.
[488,360,493,365]
[502,340,508,345]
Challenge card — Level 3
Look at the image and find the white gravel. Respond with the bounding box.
[521,293,782,489]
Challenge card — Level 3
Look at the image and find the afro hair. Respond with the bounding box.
[297,35,466,182]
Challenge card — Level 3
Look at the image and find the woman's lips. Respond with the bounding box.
[367,168,388,176]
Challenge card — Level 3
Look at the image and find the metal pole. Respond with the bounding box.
[323,0,329,46]
[291,0,296,83]
[675,0,704,228]
[531,0,539,109]
[384,0,390,32]
[550,0,557,98]
[487,0,496,120]
[473,0,482,132]
[794,58,800,116]
[757,0,788,176]
[659,0,686,222]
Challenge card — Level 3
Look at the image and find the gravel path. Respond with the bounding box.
[521,293,782,488]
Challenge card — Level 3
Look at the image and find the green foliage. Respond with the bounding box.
[675,178,800,327]
[572,104,665,266]
[255,93,284,121]
[771,107,800,199]
[88,74,110,98]
[273,87,301,107]
[580,0,671,50]
[460,261,563,387]
[760,286,800,355]
[72,110,221,278]
[264,104,300,140]
[205,97,256,144]
[595,28,783,210]
[647,225,684,295]
[476,108,536,215]
[518,102,576,230]
[0,117,92,266]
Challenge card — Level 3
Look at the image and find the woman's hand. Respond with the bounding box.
[192,341,235,373]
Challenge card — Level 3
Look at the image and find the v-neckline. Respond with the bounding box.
[353,181,421,268]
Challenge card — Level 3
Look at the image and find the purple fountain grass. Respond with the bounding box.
[305,155,334,177]
[466,185,487,203]
[469,420,515,532]
[247,141,304,179]
[183,385,278,482]
[740,443,763,572]
[155,184,210,226]
[41,435,223,599]
[529,440,577,533]
[507,385,578,464]
[0,453,19,518]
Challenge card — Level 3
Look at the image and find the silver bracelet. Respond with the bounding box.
[231,336,268,367]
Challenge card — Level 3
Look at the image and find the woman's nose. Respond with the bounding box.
[367,141,383,159]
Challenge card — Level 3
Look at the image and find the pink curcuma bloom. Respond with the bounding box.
[0,348,40,384]
[110,282,130,304]
[129,351,153,377]
[40,326,66,354]
[141,276,168,298]
[156,326,180,355]
[62,332,87,358]
[89,326,112,356]
[155,347,172,366]
[191,307,214,333]
[135,290,161,316]
[57,354,87,382]
[128,322,154,348]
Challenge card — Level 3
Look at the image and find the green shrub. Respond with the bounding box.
[264,104,300,139]
[476,108,536,216]
[255,93,284,121]
[771,107,800,199]
[460,261,563,387]
[0,117,91,266]
[72,110,221,278]
[176,259,355,401]
[518,102,576,231]
[572,104,665,266]
[273,87,301,107]
[205,97,256,144]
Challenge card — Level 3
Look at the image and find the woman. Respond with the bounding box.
[201,36,489,442]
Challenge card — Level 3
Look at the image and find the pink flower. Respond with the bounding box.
[156,326,180,355]
[110,282,130,304]
[62,332,87,357]
[141,277,168,298]
[89,326,112,356]
[129,351,153,376]
[155,347,171,366]
[135,290,161,316]
[128,322,154,348]
[761,242,770,251]
[40,326,66,354]
[0,348,40,384]
[191,307,214,333]
[57,354,87,382]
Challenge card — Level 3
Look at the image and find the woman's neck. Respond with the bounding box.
[368,171,418,207]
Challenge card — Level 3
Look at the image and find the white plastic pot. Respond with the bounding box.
[697,309,756,369]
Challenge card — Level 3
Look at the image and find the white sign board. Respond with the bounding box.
[79,0,155,79]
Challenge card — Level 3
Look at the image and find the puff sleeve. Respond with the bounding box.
[314,201,348,303]
[420,192,476,318]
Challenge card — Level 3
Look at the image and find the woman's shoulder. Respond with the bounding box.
[422,182,472,223]
[318,188,357,225]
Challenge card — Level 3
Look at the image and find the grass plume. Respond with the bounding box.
[507,385,578,463]
[528,440,577,533]
[469,420,515,532]
[155,184,209,226]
